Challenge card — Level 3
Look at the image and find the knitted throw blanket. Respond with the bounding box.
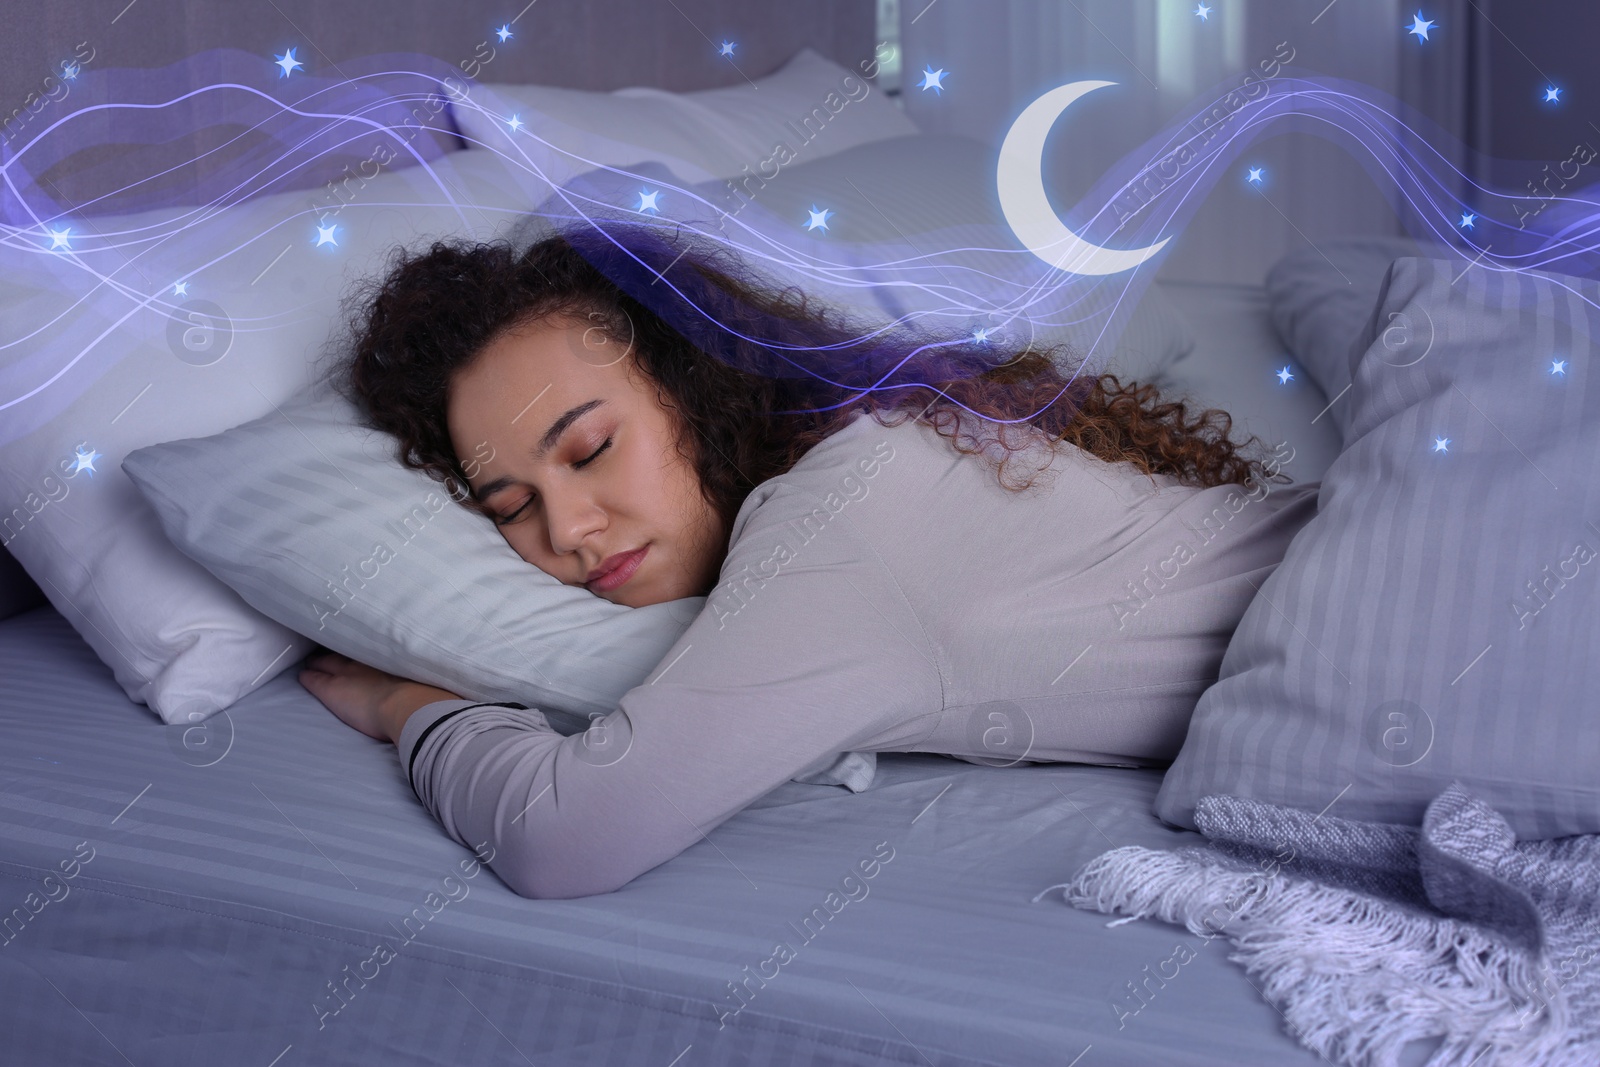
[1039,783,1600,1067]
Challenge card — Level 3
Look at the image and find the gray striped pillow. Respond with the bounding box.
[1263,236,1451,446]
[1157,256,1600,839]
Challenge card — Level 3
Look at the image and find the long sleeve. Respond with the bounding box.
[396,464,947,899]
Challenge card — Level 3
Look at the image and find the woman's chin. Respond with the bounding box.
[608,584,662,608]
[612,578,690,609]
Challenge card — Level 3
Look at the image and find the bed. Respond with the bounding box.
[2,605,1334,1067]
[0,20,1369,1064]
[0,272,1344,1067]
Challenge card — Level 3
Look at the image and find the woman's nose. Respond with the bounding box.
[545,494,606,557]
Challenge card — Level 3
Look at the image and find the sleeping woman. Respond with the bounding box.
[299,224,1318,899]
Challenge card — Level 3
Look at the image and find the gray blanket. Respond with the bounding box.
[1042,783,1600,1067]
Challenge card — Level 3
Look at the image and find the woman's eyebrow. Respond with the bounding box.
[535,398,605,459]
[472,398,606,501]
[474,476,513,501]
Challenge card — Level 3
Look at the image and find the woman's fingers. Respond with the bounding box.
[304,648,352,672]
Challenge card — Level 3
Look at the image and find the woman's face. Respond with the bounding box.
[446,316,728,607]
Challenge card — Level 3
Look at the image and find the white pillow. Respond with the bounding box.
[449,47,917,182]
[121,388,705,717]
[121,387,876,791]
[0,147,561,724]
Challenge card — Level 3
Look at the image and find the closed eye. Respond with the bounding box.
[572,435,611,470]
[493,436,612,525]
[493,502,532,526]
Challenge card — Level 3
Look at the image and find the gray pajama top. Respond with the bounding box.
[397,410,1319,898]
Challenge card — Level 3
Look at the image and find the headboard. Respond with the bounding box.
[5,1,875,208]
[10,1,873,98]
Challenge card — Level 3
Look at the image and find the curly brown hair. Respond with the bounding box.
[334,224,1288,543]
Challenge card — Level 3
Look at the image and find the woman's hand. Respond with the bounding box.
[298,650,461,744]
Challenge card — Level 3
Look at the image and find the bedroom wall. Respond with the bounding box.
[1476,1,1600,168]
[1392,0,1600,227]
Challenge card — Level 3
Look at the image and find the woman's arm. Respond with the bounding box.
[298,650,461,743]
[390,480,944,900]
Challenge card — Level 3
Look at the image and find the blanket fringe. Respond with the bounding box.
[1050,846,1587,1067]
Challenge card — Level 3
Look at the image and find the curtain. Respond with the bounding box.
[897,0,1427,284]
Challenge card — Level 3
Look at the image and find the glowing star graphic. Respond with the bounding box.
[997,81,1171,275]
[919,67,948,94]
[1406,12,1435,41]
[636,189,662,214]
[62,62,80,80]
[315,221,339,247]
[718,41,736,58]
[972,326,994,343]
[505,114,524,133]
[1247,166,1264,184]
[1551,359,1567,375]
[69,445,102,477]
[805,206,833,232]
[48,227,72,250]
[1459,212,1476,229]
[173,281,189,297]
[1276,366,1294,384]
[1194,3,1211,20]
[1544,86,1562,103]
[495,24,513,42]
[1432,436,1450,453]
[274,48,304,78]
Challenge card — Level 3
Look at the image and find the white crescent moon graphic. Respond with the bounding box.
[997,80,1170,275]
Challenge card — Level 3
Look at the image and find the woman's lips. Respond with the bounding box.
[586,545,648,593]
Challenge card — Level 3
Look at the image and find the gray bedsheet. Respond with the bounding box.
[0,606,1323,1066]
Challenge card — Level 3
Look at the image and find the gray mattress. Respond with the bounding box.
[0,278,1339,1065]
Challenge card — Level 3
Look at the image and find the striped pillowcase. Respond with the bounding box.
[122,388,704,720]
[1157,256,1600,839]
